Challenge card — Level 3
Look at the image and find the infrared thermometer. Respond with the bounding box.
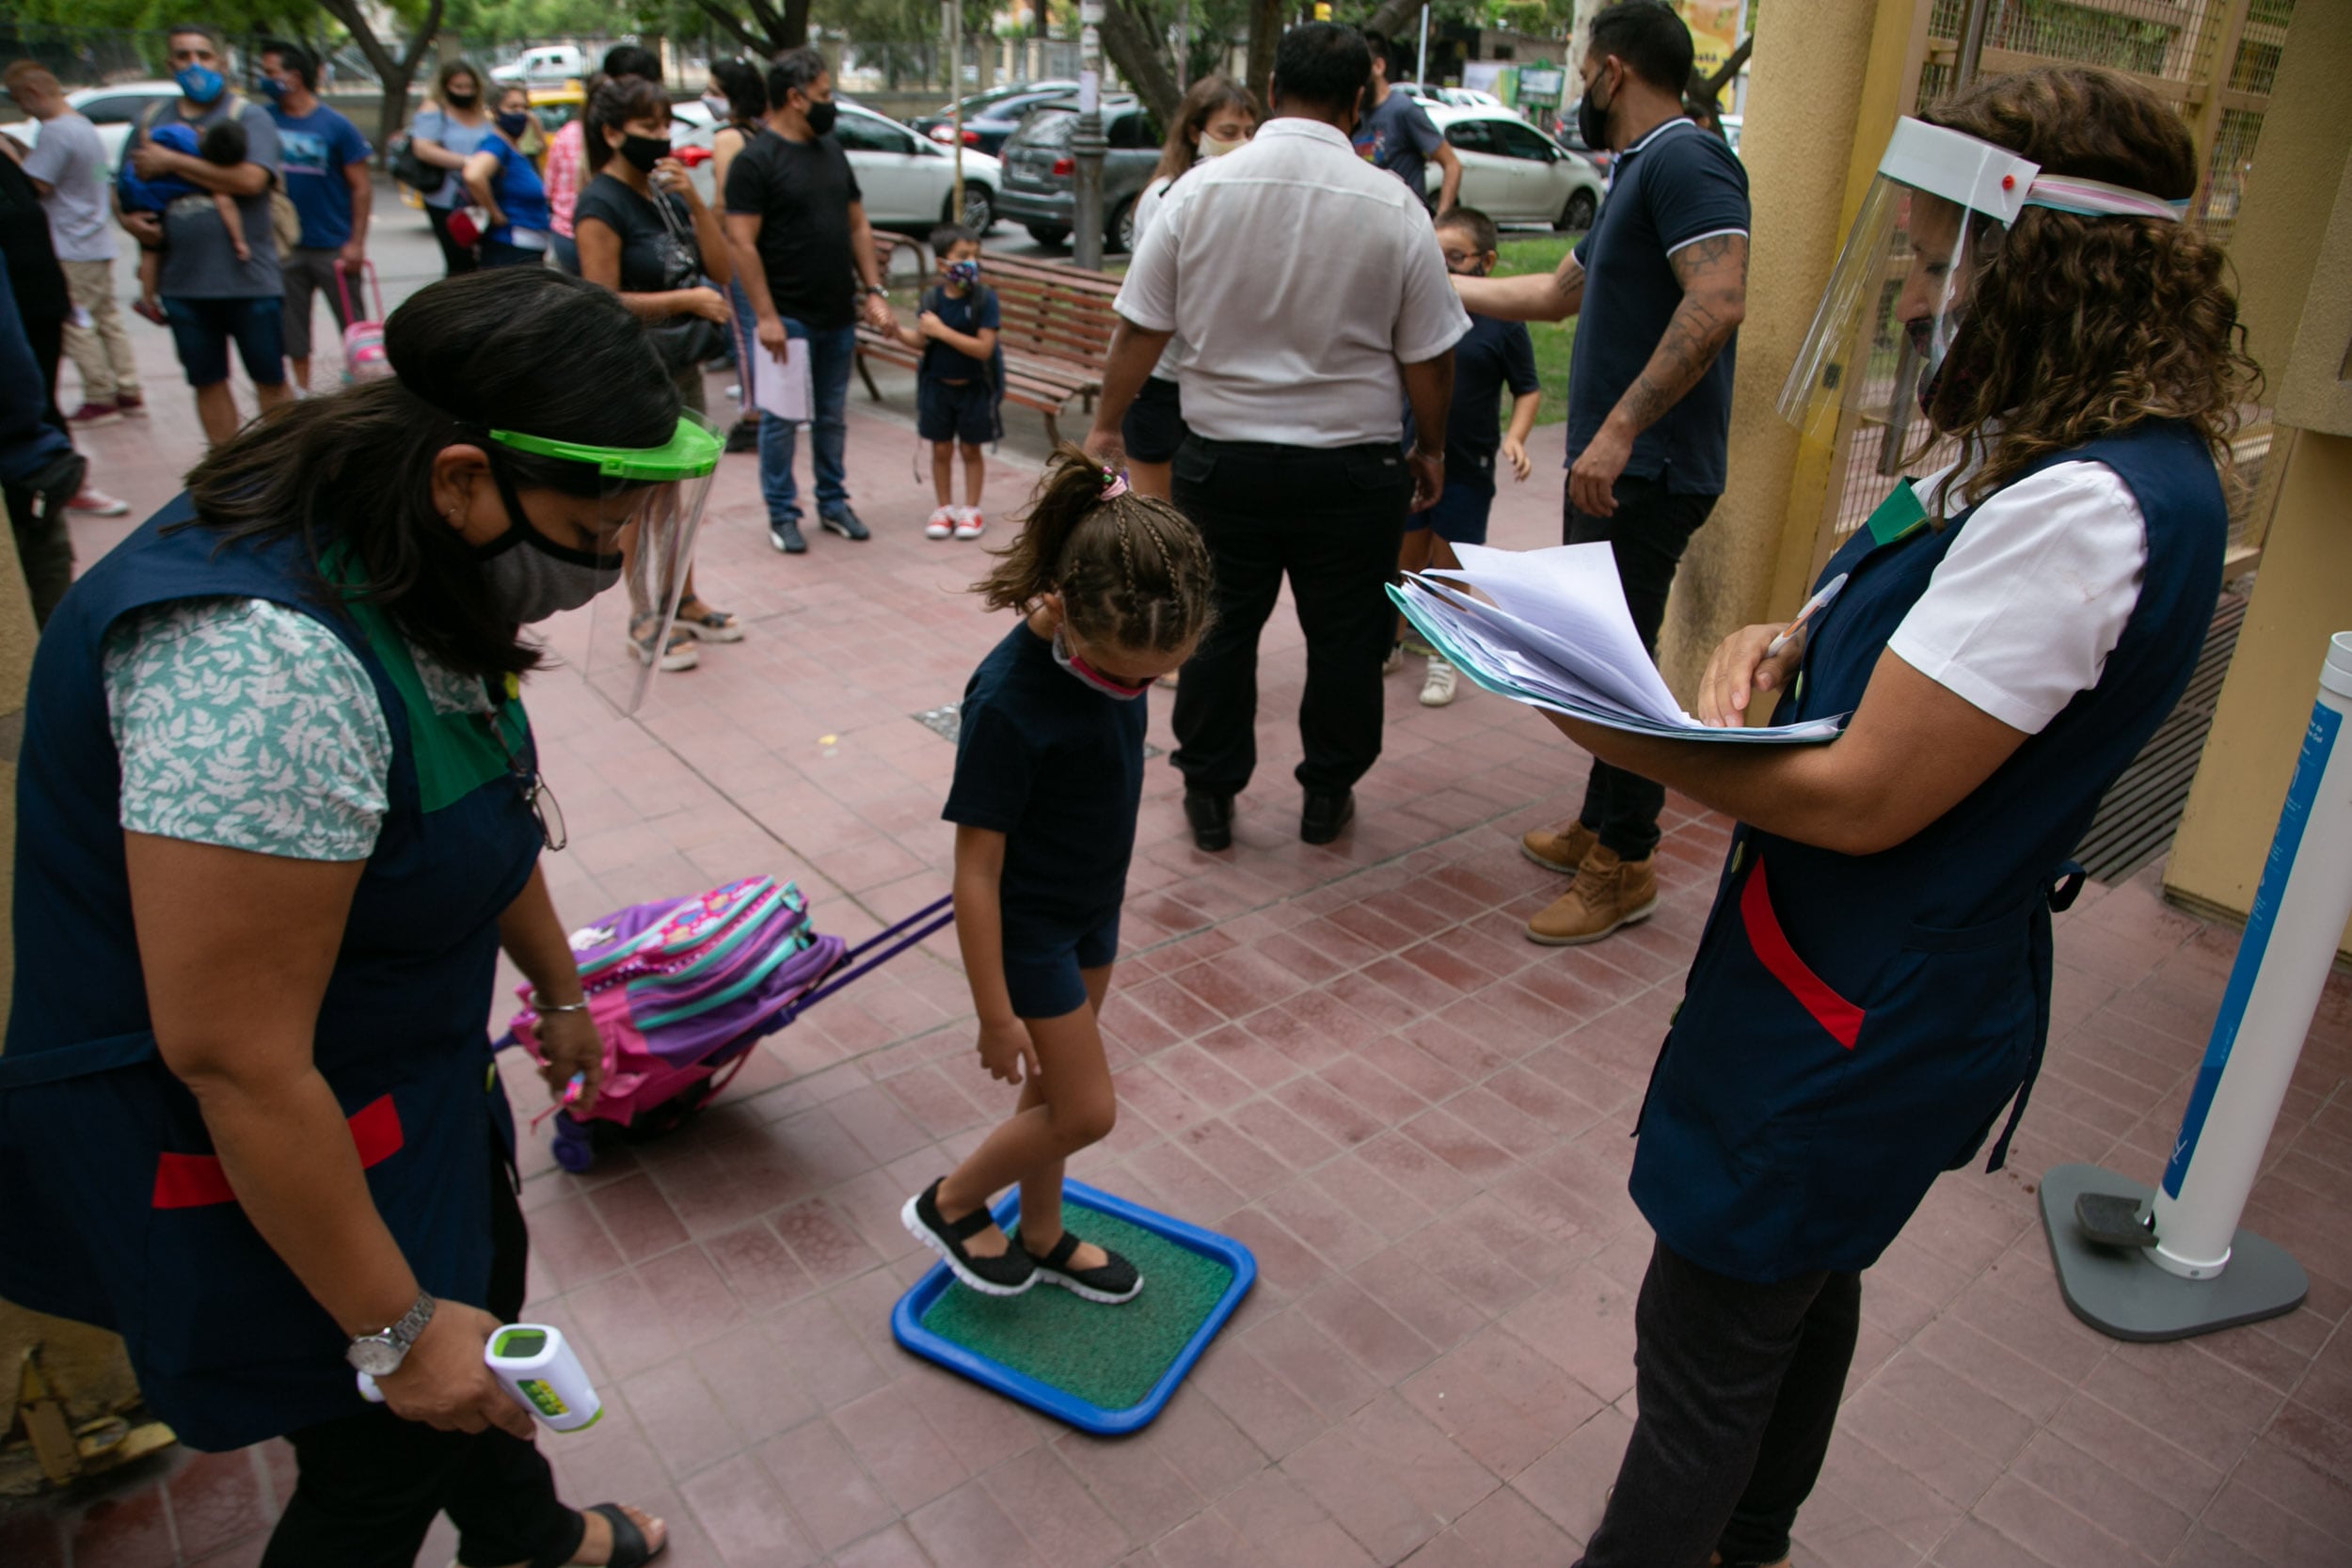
[357,1323,602,1433]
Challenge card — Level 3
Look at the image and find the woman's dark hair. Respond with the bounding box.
[587,74,670,172]
[1588,1,1695,95]
[259,39,317,90]
[435,58,483,105]
[1270,23,1370,117]
[1916,67,2259,510]
[601,44,661,80]
[710,58,766,124]
[185,269,680,681]
[1152,73,1257,185]
[975,447,1216,656]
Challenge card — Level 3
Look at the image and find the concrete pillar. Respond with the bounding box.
[2168,0,2352,957]
[1653,0,1925,698]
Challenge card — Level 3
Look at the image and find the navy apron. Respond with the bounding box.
[1630,421,2225,1283]
[0,497,543,1450]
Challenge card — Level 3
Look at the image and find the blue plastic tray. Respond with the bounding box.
[889,1180,1256,1435]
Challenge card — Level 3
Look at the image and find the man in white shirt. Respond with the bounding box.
[4,63,144,423]
[1089,22,1469,853]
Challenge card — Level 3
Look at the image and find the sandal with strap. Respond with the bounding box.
[1019,1227,1144,1304]
[903,1178,1037,1296]
[580,1502,666,1567]
[674,600,744,643]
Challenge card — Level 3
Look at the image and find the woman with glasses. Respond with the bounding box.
[0,269,717,1568]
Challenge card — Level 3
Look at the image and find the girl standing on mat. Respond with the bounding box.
[905,450,1215,1304]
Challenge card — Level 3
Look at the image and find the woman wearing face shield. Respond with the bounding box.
[1545,69,2253,1568]
[0,269,716,1568]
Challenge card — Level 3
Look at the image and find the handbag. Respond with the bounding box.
[390,133,446,197]
[644,186,728,371]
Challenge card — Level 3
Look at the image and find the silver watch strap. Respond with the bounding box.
[385,1291,437,1351]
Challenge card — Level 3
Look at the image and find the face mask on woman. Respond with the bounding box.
[1199,133,1246,158]
[619,134,671,173]
[446,88,479,109]
[473,473,622,624]
[496,110,531,139]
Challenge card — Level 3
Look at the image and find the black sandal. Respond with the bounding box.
[1020,1228,1144,1304]
[903,1178,1037,1296]
[580,1502,666,1567]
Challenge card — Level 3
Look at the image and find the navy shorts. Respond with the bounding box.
[1120,373,1187,464]
[1001,917,1120,1020]
[1405,477,1496,546]
[162,295,285,389]
[918,376,996,445]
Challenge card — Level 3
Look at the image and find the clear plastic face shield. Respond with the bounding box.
[485,409,723,716]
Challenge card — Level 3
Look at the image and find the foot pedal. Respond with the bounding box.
[2074,1190,2156,1248]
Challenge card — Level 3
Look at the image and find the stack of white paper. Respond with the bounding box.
[1388,542,1847,745]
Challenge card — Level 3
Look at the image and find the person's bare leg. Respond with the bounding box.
[931,440,955,508]
[1017,963,1113,1270]
[1128,458,1172,500]
[481,1502,669,1567]
[255,380,293,416]
[194,381,240,446]
[291,356,311,392]
[961,443,984,510]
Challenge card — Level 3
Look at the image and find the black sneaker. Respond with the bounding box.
[1184,791,1233,852]
[769,517,806,554]
[819,508,870,542]
[1018,1227,1143,1305]
[724,416,760,453]
[902,1178,1036,1296]
[1300,789,1355,846]
[25,451,87,525]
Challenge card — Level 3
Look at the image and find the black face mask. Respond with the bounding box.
[802,98,837,135]
[619,134,669,172]
[1575,65,1613,150]
[447,90,478,109]
[495,110,531,139]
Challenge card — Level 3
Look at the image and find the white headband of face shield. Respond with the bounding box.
[1881,117,2187,228]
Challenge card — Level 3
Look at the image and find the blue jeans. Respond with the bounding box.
[757,320,856,524]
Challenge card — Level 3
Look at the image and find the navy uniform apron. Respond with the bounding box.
[1631,421,2225,1283]
[0,497,543,1450]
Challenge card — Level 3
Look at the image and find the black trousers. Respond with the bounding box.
[4,309,75,626]
[1579,1241,1860,1568]
[261,1153,584,1568]
[1171,437,1409,797]
[1564,476,1718,860]
[427,203,483,277]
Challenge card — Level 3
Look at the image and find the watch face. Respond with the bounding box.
[347,1335,405,1377]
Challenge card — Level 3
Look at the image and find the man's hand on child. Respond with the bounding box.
[977,1018,1041,1085]
[1502,436,1532,482]
[916,310,945,341]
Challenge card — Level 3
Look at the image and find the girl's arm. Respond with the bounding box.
[461,150,502,226]
[921,317,995,359]
[411,119,469,171]
[951,824,1039,1083]
[497,863,604,1112]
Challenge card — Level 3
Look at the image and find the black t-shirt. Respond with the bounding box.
[918,283,1000,383]
[723,131,862,330]
[573,173,701,294]
[1446,312,1540,493]
[0,153,70,322]
[943,622,1147,940]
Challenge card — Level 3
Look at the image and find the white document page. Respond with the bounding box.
[753,341,812,423]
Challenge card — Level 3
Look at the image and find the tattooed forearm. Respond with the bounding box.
[1609,231,1747,436]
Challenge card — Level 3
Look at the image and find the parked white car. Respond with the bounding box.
[1398,82,1522,118]
[491,46,588,87]
[1427,105,1606,230]
[672,100,1002,235]
[10,82,183,175]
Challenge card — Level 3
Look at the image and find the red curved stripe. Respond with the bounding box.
[1739,860,1864,1050]
[153,1094,404,1210]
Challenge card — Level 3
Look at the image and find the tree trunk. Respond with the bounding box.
[1101,1,1182,125]
[1245,0,1283,107]
[1363,0,1426,44]
[691,0,810,58]
[317,0,445,166]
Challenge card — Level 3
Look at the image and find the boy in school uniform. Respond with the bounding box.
[898,224,1001,541]
[1395,206,1540,706]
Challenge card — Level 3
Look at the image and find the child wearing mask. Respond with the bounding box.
[1391,205,1539,706]
[897,224,1001,541]
[120,119,250,322]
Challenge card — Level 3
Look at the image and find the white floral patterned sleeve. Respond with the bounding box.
[102,598,393,862]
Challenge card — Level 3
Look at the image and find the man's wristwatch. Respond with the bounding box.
[345,1291,436,1378]
[864,284,886,298]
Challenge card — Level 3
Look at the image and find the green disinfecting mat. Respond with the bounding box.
[892,1182,1256,1433]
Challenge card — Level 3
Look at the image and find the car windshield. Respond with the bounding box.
[1013,109,1076,149]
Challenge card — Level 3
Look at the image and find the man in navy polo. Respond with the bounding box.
[1452,0,1747,946]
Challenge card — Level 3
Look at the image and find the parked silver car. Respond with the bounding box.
[995,96,1162,252]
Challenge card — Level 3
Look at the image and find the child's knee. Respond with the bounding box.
[960,443,985,462]
[1053,1095,1116,1150]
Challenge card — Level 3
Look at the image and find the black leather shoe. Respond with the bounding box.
[1184,791,1233,851]
[1300,790,1355,846]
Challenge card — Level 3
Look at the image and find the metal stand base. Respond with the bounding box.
[2040,1164,2307,1342]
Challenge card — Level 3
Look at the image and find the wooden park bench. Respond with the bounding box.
[853,243,1122,446]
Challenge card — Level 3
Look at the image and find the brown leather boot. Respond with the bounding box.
[1520,819,1599,875]
[1526,844,1659,945]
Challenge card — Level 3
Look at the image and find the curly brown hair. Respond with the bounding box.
[1916,68,2259,511]
[975,446,1216,656]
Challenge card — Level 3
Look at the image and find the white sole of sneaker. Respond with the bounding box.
[900,1195,1035,1297]
[1524,894,1659,947]
[1029,1266,1144,1305]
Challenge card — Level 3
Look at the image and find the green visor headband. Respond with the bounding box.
[486,416,723,482]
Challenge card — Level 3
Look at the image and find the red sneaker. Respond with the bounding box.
[67,402,121,428]
[116,389,147,415]
[69,488,132,517]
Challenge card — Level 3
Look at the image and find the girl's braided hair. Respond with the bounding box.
[974,446,1216,655]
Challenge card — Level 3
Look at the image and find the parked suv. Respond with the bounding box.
[995,97,1162,252]
[910,80,1078,156]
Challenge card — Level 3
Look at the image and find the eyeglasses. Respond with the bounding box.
[473,707,567,851]
[1441,249,1486,268]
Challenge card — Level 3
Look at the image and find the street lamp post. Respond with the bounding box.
[1073,0,1107,270]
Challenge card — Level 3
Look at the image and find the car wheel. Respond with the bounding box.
[1110,195,1136,254]
[1025,224,1071,249]
[1558,188,1598,232]
[958,184,995,233]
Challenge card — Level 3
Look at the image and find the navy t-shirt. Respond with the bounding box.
[1352,89,1443,204]
[270,103,370,248]
[1446,312,1539,493]
[943,622,1147,940]
[919,282,1001,383]
[1567,119,1749,496]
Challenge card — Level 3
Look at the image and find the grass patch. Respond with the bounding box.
[1494,234,1579,427]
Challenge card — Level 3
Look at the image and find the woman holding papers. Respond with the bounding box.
[1552,69,2251,1568]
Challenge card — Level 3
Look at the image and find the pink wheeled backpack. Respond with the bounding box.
[336,260,390,384]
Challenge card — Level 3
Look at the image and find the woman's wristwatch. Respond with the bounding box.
[346,1291,437,1377]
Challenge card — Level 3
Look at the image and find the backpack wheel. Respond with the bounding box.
[550,1115,596,1174]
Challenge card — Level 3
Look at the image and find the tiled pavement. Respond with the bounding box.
[6,282,2352,1568]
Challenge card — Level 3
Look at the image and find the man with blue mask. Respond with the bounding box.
[257,40,371,394]
[120,23,289,447]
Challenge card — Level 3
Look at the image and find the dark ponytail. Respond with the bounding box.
[975,446,1216,656]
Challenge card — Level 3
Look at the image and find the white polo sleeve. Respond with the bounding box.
[1391,202,1470,365]
[1114,188,1181,334]
[1886,461,2149,735]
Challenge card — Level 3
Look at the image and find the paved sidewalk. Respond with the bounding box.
[7,299,2351,1568]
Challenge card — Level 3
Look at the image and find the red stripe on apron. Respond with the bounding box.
[151,1094,405,1210]
[1739,859,1865,1050]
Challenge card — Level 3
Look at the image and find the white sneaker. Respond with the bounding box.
[1420,657,1458,706]
[925,506,956,540]
[952,506,986,540]
[68,487,132,517]
[1381,642,1405,676]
